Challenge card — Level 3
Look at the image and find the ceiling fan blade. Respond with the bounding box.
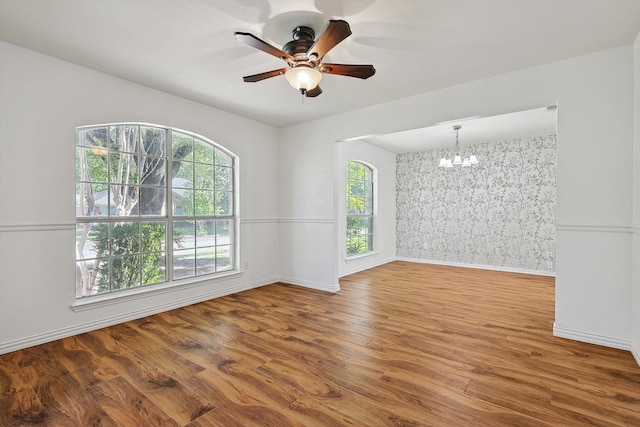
[305,86,322,97]
[234,32,294,63]
[242,68,288,83]
[308,20,352,61]
[319,63,376,79]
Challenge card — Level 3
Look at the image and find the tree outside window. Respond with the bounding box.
[346,161,374,256]
[75,124,236,298]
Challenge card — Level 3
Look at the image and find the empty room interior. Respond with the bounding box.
[1,0,639,425]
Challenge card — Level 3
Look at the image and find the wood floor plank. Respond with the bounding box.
[1,261,639,426]
[87,375,180,426]
[0,357,45,426]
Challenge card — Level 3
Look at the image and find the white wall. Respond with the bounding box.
[277,130,338,292]
[632,32,640,364]
[279,45,636,354]
[0,42,281,353]
[337,140,396,277]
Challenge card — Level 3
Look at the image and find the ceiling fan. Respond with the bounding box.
[234,20,375,97]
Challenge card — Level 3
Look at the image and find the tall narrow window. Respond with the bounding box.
[75,124,236,298]
[346,161,374,256]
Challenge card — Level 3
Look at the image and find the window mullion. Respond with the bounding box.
[166,129,174,281]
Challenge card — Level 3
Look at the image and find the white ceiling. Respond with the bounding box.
[1,0,639,144]
[361,105,557,153]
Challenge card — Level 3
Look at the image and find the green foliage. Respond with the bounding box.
[346,216,372,255]
[346,161,373,255]
[175,138,233,218]
[93,223,167,291]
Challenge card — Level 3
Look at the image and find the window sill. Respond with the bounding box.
[345,251,379,263]
[71,270,242,312]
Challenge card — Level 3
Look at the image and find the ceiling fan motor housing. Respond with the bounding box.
[283,26,315,56]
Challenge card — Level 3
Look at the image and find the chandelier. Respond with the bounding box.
[438,125,479,168]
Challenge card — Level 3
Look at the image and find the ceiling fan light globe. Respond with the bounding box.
[285,66,322,91]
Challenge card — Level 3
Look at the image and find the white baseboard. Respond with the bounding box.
[339,256,396,277]
[553,323,632,351]
[0,278,275,355]
[278,276,340,293]
[632,342,640,367]
[0,275,341,355]
[396,257,556,277]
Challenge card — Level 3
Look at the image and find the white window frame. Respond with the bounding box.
[74,123,239,305]
[345,160,375,258]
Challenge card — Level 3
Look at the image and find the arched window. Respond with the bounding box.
[75,123,236,298]
[346,161,374,256]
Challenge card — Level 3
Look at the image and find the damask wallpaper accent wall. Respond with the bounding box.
[396,135,556,272]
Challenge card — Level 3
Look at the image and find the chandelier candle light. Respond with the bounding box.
[438,125,479,168]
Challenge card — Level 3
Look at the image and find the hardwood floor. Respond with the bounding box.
[1,261,639,426]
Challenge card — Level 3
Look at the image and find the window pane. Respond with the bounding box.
[76,259,102,297]
[141,222,166,253]
[110,223,140,255]
[174,161,193,185]
[195,220,215,248]
[215,192,231,215]
[215,166,233,191]
[194,191,216,215]
[111,125,139,153]
[77,146,109,184]
[194,141,214,164]
[214,149,232,167]
[196,247,215,275]
[174,221,195,249]
[173,133,194,162]
[174,189,194,216]
[143,253,166,286]
[109,153,139,184]
[111,255,141,290]
[76,223,101,260]
[140,126,166,158]
[76,182,109,218]
[139,186,166,216]
[216,219,233,245]
[90,258,110,295]
[216,246,232,271]
[174,249,195,279]
[195,164,214,190]
[346,236,358,255]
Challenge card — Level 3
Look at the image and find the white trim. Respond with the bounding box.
[72,270,243,311]
[278,218,334,224]
[339,258,395,277]
[239,218,333,224]
[278,276,340,293]
[632,343,640,368]
[240,218,280,224]
[0,223,75,232]
[395,257,556,277]
[0,277,275,355]
[553,323,632,351]
[345,251,379,263]
[556,224,633,234]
